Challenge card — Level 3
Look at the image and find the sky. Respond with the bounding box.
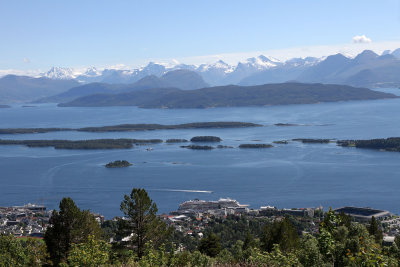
[1,0,400,74]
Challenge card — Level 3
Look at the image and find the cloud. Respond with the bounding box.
[352,35,372,44]
[23,57,30,64]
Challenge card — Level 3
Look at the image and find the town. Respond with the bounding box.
[2,198,400,246]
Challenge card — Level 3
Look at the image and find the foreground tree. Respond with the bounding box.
[68,235,110,266]
[44,197,102,266]
[261,217,299,253]
[368,216,383,244]
[0,235,47,267]
[118,188,171,258]
[198,233,222,257]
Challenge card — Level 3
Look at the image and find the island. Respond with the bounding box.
[0,105,10,108]
[273,140,289,144]
[105,160,132,168]
[166,139,188,143]
[0,121,261,135]
[337,138,400,152]
[0,139,138,149]
[239,144,273,148]
[190,136,222,142]
[292,138,331,143]
[58,82,398,108]
[180,145,214,150]
[132,139,163,144]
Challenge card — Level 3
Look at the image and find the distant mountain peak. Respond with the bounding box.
[197,60,233,73]
[43,67,75,80]
[392,48,400,59]
[353,50,378,63]
[83,67,101,77]
[239,55,282,70]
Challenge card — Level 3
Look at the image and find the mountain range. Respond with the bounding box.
[0,49,400,104]
[39,49,400,88]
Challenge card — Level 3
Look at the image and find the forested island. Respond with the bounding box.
[239,144,273,148]
[190,136,222,142]
[337,137,400,152]
[105,160,132,168]
[0,121,261,134]
[166,139,188,143]
[58,82,397,108]
[0,139,159,149]
[293,138,332,143]
[181,145,214,150]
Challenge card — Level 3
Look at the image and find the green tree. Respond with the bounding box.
[44,197,102,266]
[118,188,171,258]
[261,217,299,252]
[68,235,111,266]
[198,233,222,257]
[298,234,324,267]
[0,235,29,267]
[368,216,383,244]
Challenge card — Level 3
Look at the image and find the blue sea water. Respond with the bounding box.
[1,88,400,218]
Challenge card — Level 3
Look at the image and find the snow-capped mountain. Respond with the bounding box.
[246,55,282,69]
[284,57,320,67]
[43,67,76,80]
[196,60,234,85]
[197,60,233,73]
[37,55,324,86]
[37,48,400,88]
[83,67,101,77]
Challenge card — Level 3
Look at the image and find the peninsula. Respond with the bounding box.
[0,121,261,134]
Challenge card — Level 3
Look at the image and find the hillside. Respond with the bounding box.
[59,82,397,108]
[0,75,79,103]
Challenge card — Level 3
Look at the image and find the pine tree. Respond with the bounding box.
[198,233,222,257]
[118,188,171,258]
[368,216,383,244]
[44,197,102,266]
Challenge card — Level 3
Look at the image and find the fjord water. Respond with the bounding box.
[1,88,400,218]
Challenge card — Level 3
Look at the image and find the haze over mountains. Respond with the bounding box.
[0,49,400,104]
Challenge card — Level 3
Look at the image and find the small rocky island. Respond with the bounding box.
[190,136,222,142]
[273,140,289,144]
[105,160,132,168]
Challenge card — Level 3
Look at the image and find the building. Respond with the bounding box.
[334,206,391,222]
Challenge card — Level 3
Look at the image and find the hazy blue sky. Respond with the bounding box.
[1,0,400,73]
